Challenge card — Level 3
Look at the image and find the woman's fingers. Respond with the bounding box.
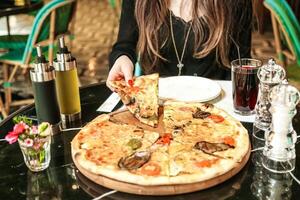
[106,80,115,91]
[106,55,134,91]
[106,69,121,91]
[121,64,133,84]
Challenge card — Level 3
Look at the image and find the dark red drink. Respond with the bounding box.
[231,59,261,115]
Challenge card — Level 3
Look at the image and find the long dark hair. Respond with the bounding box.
[135,0,252,72]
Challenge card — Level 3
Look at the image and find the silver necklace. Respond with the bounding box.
[169,11,192,76]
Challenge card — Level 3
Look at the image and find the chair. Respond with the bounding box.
[0,0,76,118]
[264,0,300,68]
[0,0,44,51]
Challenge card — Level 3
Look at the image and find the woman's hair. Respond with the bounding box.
[135,0,252,72]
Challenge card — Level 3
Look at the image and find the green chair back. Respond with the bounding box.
[36,2,74,44]
[22,0,76,64]
[264,0,300,66]
[109,0,117,8]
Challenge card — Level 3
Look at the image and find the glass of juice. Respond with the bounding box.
[231,58,262,115]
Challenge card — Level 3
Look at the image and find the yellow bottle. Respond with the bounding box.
[53,37,81,128]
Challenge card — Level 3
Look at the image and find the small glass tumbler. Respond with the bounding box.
[18,136,51,172]
[231,58,262,115]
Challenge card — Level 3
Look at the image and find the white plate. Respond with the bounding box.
[159,76,221,102]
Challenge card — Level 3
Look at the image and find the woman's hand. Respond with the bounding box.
[106,55,134,91]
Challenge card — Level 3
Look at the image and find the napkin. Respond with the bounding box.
[97,92,120,113]
[214,81,255,123]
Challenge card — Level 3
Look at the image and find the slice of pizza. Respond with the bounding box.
[72,114,161,174]
[109,73,159,127]
[163,100,249,164]
[168,140,237,183]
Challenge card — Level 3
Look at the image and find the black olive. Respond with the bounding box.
[129,97,136,105]
[173,125,183,129]
[193,108,211,119]
[203,103,214,109]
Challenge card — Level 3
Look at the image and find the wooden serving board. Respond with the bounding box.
[72,108,251,196]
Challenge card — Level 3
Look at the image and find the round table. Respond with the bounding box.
[0,0,43,35]
[0,83,299,200]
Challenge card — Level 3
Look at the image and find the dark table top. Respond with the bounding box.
[0,0,43,17]
[0,82,299,200]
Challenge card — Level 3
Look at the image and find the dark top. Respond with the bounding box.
[109,0,252,80]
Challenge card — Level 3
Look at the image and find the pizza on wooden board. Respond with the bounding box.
[109,73,159,127]
[71,100,250,186]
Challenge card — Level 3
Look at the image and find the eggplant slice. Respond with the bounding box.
[118,151,151,170]
[194,141,233,154]
[193,109,211,119]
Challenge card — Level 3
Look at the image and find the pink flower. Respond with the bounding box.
[32,142,41,150]
[23,138,33,147]
[30,126,38,135]
[13,122,26,134]
[5,131,19,144]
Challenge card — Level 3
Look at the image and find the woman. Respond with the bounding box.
[107,0,252,88]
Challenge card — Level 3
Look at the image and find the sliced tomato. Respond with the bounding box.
[85,150,92,158]
[195,159,219,168]
[97,157,103,162]
[130,86,140,93]
[208,115,225,123]
[126,80,139,93]
[127,79,140,93]
[141,162,161,176]
[78,133,84,140]
[223,136,235,147]
[156,133,172,145]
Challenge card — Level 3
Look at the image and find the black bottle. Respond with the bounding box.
[30,46,61,133]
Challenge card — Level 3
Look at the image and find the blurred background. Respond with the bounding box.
[0,0,299,120]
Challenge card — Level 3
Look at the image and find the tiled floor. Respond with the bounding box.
[0,0,299,117]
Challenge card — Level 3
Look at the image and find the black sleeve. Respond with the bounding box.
[108,0,138,69]
[229,0,252,60]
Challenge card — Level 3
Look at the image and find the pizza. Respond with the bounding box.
[108,73,159,127]
[71,100,250,186]
[163,101,249,162]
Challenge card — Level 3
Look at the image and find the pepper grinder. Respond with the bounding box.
[30,46,61,133]
[53,37,81,128]
[262,84,300,173]
[254,58,286,131]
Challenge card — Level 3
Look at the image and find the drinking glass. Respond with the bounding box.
[231,58,262,115]
[18,136,51,172]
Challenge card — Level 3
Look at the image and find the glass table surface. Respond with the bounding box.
[0,83,299,200]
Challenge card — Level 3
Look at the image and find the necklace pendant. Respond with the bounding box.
[177,63,184,76]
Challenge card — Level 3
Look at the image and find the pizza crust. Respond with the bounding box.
[73,145,239,185]
[75,151,170,186]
